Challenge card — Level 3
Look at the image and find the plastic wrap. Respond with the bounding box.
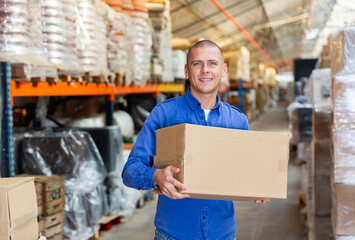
[288,100,313,143]
[171,50,186,79]
[308,68,331,106]
[41,0,81,73]
[332,74,355,129]
[332,184,355,236]
[19,130,107,240]
[119,149,141,219]
[0,0,57,78]
[313,102,332,141]
[331,128,355,185]
[132,11,152,85]
[335,236,355,240]
[148,0,174,82]
[314,216,333,240]
[106,10,129,77]
[312,139,331,216]
[330,25,355,77]
[120,11,134,84]
[77,126,125,215]
[77,0,108,76]
[113,110,135,136]
[224,47,250,81]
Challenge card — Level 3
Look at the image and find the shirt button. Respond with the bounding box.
[203,216,206,220]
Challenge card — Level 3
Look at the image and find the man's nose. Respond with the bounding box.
[202,63,209,73]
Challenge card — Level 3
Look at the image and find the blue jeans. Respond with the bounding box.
[154,229,236,240]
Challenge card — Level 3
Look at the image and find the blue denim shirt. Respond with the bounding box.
[122,89,249,240]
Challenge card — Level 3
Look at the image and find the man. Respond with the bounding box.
[122,40,268,240]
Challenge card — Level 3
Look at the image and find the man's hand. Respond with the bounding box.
[253,199,270,204]
[153,166,190,199]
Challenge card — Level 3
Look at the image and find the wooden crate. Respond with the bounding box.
[43,198,65,216]
[44,223,64,238]
[44,212,65,228]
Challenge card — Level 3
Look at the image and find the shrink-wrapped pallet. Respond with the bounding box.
[330,25,355,77]
[147,0,173,82]
[331,127,355,185]
[332,74,355,129]
[77,0,108,76]
[172,50,186,79]
[332,184,355,236]
[132,10,152,85]
[106,9,129,79]
[224,47,250,82]
[19,130,108,240]
[308,68,331,107]
[0,0,57,79]
[41,0,82,76]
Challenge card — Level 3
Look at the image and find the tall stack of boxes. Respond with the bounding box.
[308,68,333,240]
[146,0,174,82]
[330,25,355,239]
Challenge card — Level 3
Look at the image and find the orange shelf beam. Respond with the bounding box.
[113,84,159,96]
[11,81,113,97]
[10,81,160,105]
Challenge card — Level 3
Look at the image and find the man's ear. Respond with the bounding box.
[184,64,188,79]
[222,63,228,78]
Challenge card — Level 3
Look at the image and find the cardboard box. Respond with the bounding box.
[0,177,39,240]
[153,124,290,200]
[332,184,355,235]
[312,140,332,216]
[332,128,355,184]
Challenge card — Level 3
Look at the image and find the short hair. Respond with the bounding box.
[186,40,224,65]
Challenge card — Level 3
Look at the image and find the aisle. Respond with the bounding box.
[235,102,306,240]
[100,102,306,240]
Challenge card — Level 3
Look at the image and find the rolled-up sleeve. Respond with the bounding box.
[122,105,164,190]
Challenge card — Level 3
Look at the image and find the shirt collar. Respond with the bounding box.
[185,88,222,113]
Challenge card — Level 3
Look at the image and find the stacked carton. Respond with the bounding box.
[35,175,65,240]
[0,177,39,240]
[146,0,174,82]
[224,47,250,82]
[308,68,333,240]
[330,25,355,239]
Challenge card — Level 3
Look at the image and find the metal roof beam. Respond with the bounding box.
[172,0,246,34]
[171,0,202,14]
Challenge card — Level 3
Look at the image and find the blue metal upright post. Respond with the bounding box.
[238,78,244,113]
[1,62,15,177]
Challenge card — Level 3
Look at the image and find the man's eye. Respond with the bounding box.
[210,62,217,65]
[193,62,201,66]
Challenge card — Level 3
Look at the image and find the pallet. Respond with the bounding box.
[11,63,59,83]
[108,73,125,85]
[174,78,187,84]
[83,72,107,84]
[150,74,163,84]
[99,214,121,231]
[59,74,83,83]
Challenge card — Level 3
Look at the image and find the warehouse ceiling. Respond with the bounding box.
[170,0,355,72]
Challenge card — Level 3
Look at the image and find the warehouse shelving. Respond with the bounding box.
[10,81,160,105]
[1,62,187,177]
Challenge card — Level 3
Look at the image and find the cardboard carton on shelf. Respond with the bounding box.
[153,124,290,201]
[0,177,39,240]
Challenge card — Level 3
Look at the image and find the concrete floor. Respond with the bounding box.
[100,102,307,240]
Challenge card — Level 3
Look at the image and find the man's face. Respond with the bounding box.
[185,46,227,97]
